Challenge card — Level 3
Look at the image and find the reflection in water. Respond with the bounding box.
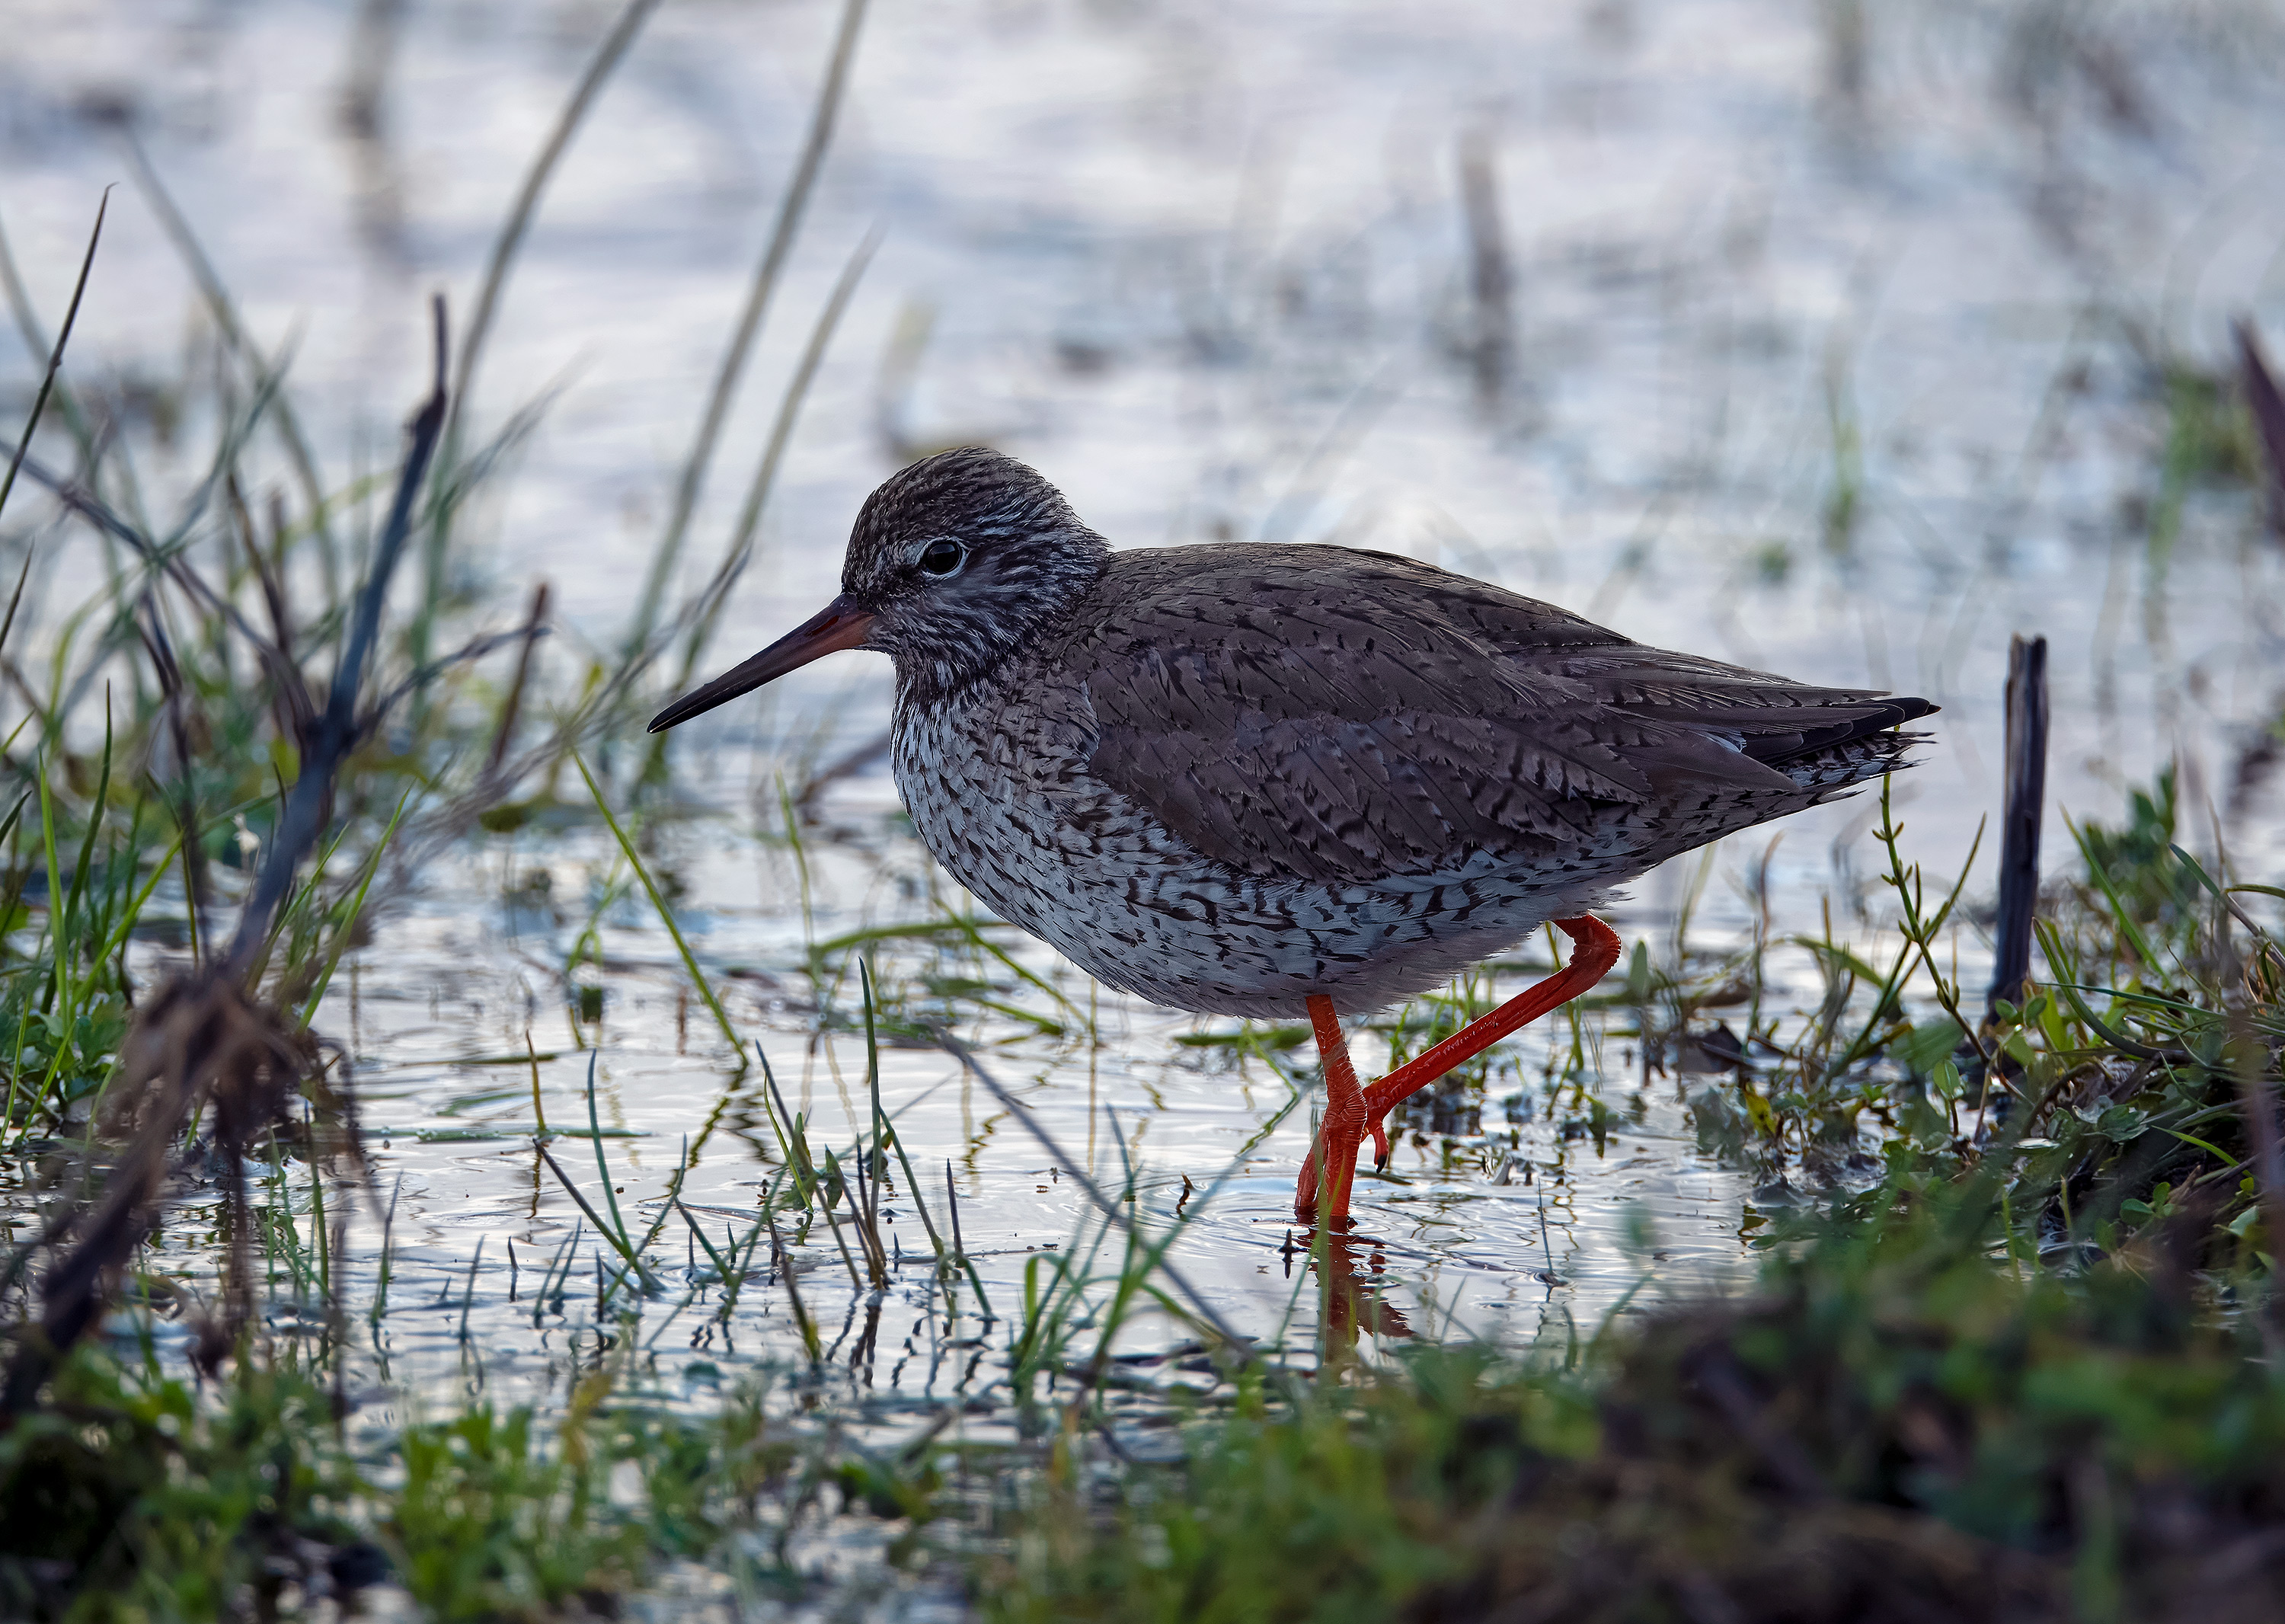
[1304,1227,1414,1359]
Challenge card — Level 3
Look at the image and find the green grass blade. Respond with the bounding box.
[32,750,74,1116]
[63,698,115,945]
[573,750,743,1059]
[535,1135,659,1292]
[627,0,870,664]
[0,190,106,526]
[2066,810,2164,973]
[583,1050,632,1248]
[860,961,948,1267]
[436,0,663,512]
[665,222,880,691]
[674,1198,735,1284]
[299,787,414,1026]
[90,827,185,971]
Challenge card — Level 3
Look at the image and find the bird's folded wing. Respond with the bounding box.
[1075,551,1922,886]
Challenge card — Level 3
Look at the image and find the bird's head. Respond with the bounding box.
[647,446,1108,731]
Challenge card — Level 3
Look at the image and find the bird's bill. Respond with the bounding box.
[647,596,876,733]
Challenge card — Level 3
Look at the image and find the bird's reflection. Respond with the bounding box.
[1302,1227,1412,1357]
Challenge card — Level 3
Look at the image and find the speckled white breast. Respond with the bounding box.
[888,673,1625,1019]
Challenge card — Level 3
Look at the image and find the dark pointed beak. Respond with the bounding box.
[647,596,877,733]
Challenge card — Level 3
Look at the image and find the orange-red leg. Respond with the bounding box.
[1293,915,1623,1226]
[1295,994,1366,1222]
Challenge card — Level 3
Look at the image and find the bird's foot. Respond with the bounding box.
[1294,1102,1369,1225]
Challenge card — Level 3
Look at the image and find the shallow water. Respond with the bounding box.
[78,810,1763,1402]
[5,0,2285,1569]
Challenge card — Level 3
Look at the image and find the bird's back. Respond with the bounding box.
[896,542,1930,1016]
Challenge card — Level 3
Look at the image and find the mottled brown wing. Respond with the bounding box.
[1077,546,1922,885]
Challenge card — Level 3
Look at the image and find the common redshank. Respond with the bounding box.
[650,448,1933,1226]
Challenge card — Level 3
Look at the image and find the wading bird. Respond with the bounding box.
[650,449,1932,1226]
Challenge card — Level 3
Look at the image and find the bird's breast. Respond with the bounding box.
[890,680,1158,914]
[880,679,1591,1017]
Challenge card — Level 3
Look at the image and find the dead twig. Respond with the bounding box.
[0,300,449,1420]
[220,297,447,978]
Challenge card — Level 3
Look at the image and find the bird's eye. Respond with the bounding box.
[918,539,965,577]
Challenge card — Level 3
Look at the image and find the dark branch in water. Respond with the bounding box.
[221,297,447,979]
[2237,318,2285,539]
[1456,126,1512,407]
[1986,634,2048,1025]
[0,300,448,1421]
